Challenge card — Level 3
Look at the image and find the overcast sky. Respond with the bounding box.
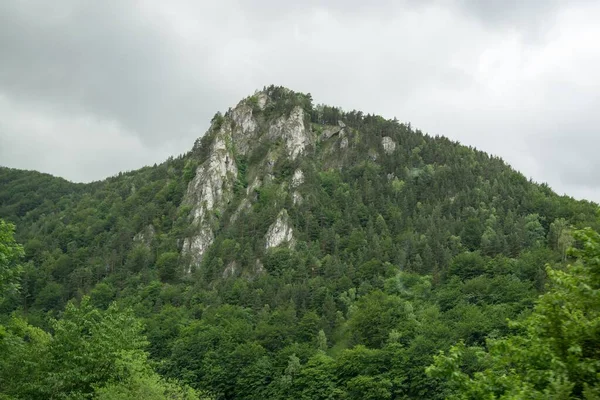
[1,0,599,202]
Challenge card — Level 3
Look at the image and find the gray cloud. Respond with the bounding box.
[0,1,227,143]
[0,0,599,202]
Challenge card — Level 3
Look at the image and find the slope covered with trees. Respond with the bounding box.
[1,86,599,399]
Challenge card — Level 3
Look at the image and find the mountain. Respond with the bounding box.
[1,85,599,399]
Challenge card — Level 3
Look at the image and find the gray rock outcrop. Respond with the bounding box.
[382,136,397,154]
[265,209,294,249]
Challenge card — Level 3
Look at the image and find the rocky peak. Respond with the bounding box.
[181,122,239,267]
[180,87,314,268]
[230,104,259,155]
[268,106,313,160]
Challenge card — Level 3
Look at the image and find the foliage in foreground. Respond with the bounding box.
[0,220,196,399]
[428,228,600,399]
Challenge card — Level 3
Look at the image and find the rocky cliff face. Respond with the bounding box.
[382,136,397,154]
[181,128,238,268]
[180,90,313,269]
[230,103,260,155]
[268,106,313,160]
[265,209,294,249]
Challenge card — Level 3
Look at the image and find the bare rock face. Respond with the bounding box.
[182,126,238,267]
[231,104,259,155]
[222,261,237,278]
[133,225,155,247]
[292,191,303,205]
[382,136,397,154]
[268,106,312,160]
[340,137,349,149]
[254,259,265,275]
[182,226,214,270]
[291,169,304,188]
[322,126,342,140]
[265,209,294,249]
[247,178,261,194]
[291,170,305,205]
[256,93,268,110]
[368,148,379,161]
[322,120,347,140]
[181,91,314,270]
[230,198,250,224]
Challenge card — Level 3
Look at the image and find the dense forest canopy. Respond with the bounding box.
[1,86,599,399]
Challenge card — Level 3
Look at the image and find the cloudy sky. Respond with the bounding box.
[1,0,599,202]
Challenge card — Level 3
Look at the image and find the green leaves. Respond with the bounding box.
[0,296,196,399]
[427,228,600,399]
[0,219,24,301]
[0,316,51,398]
[43,297,148,398]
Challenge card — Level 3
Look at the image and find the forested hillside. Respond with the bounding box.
[1,86,599,399]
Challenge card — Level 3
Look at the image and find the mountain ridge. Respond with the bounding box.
[1,85,594,203]
[1,84,599,398]
[2,85,598,271]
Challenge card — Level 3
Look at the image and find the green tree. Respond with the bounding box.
[293,352,344,400]
[447,251,486,281]
[94,352,201,400]
[0,316,51,398]
[348,291,414,348]
[0,218,24,301]
[548,218,574,261]
[41,297,149,398]
[427,228,600,399]
[126,244,153,273]
[158,252,180,282]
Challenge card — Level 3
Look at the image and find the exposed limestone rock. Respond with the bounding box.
[231,104,259,155]
[291,169,304,188]
[340,137,349,149]
[222,261,237,278]
[255,259,265,275]
[182,226,214,271]
[133,225,155,246]
[230,198,250,223]
[230,178,262,224]
[185,133,237,219]
[257,93,268,110]
[233,105,257,135]
[368,149,378,161]
[292,191,303,205]
[322,126,342,140]
[264,173,275,184]
[247,178,261,196]
[382,136,397,154]
[265,151,278,172]
[182,126,238,267]
[268,106,312,160]
[265,209,294,249]
[322,120,347,140]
